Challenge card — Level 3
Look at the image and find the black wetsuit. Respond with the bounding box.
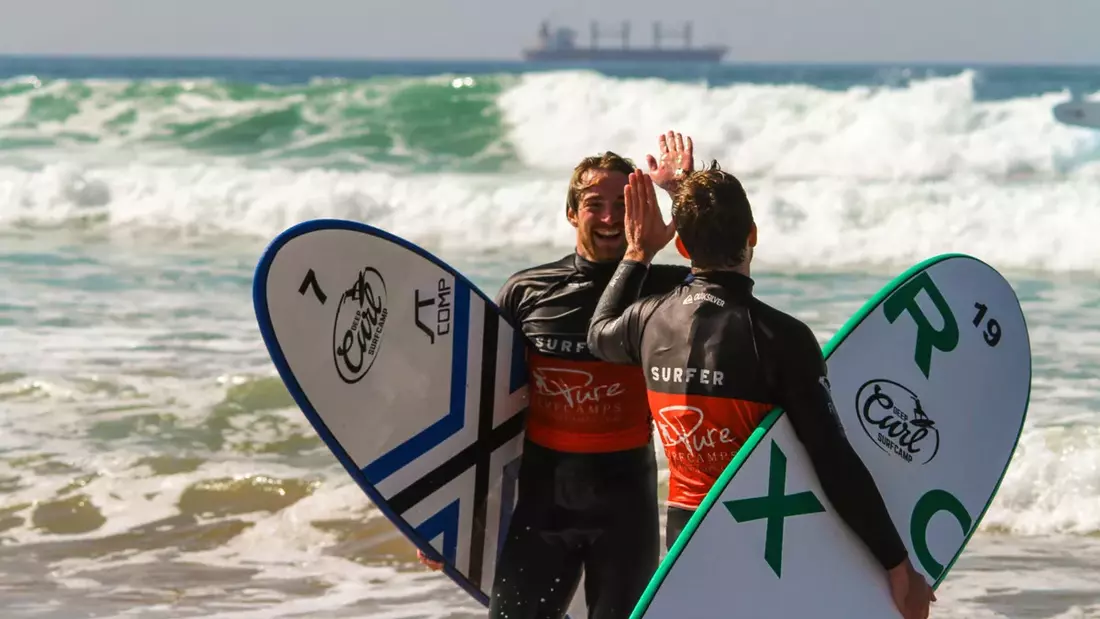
[586,262,909,570]
[489,252,691,619]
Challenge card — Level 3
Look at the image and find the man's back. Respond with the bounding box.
[606,269,823,510]
[582,164,934,618]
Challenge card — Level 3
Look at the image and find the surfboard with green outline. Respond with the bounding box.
[631,253,1031,618]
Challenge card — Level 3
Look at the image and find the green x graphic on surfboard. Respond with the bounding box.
[723,440,826,578]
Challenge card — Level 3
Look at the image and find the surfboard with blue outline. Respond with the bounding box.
[252,218,534,607]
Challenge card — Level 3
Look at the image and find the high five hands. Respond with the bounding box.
[647,130,694,194]
[623,169,677,265]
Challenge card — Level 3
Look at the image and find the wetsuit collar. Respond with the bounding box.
[572,252,621,278]
[690,270,755,297]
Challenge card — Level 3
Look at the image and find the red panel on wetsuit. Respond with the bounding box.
[524,351,653,453]
[646,390,773,510]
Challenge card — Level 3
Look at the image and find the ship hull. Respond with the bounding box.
[521,47,726,63]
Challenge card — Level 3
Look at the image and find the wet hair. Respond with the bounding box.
[565,151,636,214]
[672,160,755,270]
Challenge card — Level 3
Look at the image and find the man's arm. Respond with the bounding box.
[586,260,653,365]
[777,322,909,571]
[589,168,678,365]
[494,274,523,329]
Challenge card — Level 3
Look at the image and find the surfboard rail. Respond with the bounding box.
[252,218,531,607]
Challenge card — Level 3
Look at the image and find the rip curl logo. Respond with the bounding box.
[530,367,625,407]
[655,405,739,454]
[332,267,389,384]
[854,379,940,464]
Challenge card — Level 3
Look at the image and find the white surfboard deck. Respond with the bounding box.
[1053,98,1100,129]
[253,218,588,617]
[633,253,1031,618]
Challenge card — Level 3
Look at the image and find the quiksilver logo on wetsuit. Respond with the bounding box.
[682,292,726,307]
[854,379,940,465]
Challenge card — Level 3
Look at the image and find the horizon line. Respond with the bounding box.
[1,52,1099,69]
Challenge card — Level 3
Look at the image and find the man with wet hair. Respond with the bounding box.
[586,163,937,619]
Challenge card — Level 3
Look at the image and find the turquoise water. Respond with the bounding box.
[2,57,1100,618]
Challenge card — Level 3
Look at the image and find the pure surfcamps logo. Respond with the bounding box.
[854,379,940,465]
[332,267,389,384]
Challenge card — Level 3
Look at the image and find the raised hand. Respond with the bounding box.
[646,130,695,194]
[623,170,677,264]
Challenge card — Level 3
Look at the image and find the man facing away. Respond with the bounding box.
[419,132,697,619]
[585,163,937,619]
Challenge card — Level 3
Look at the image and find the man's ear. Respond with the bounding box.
[748,223,758,248]
[566,206,579,228]
[676,236,690,259]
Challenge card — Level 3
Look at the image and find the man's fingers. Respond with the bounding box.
[630,171,649,233]
[646,154,658,172]
[644,173,672,242]
[685,136,694,160]
[658,134,669,153]
[629,171,644,219]
[643,172,658,213]
[675,132,684,153]
[624,175,635,218]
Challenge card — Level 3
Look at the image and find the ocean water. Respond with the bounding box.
[1,56,1100,619]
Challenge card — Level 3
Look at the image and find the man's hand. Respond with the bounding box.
[887,559,936,619]
[646,130,694,194]
[417,548,443,571]
[623,170,676,264]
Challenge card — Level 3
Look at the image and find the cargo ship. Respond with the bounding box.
[521,21,728,63]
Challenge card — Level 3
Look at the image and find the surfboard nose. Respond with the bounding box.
[1052,100,1097,128]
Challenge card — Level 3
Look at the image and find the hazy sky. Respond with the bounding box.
[1,0,1098,64]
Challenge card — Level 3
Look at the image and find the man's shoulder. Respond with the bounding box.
[493,253,576,317]
[498,254,574,296]
[751,297,818,346]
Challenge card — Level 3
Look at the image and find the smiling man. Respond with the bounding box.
[419,133,697,619]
